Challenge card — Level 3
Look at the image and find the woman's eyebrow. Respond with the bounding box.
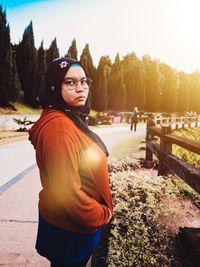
[64,76,87,80]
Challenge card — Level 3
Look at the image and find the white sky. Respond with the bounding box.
[3,0,200,73]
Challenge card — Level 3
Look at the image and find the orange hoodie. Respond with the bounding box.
[29,109,113,233]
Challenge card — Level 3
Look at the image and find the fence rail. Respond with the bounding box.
[154,115,200,129]
[145,117,200,194]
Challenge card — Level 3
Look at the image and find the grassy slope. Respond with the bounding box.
[0,102,40,145]
[0,102,41,115]
[110,135,146,159]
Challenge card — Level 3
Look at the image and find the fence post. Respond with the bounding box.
[158,125,172,176]
[175,118,179,130]
[188,117,191,128]
[182,118,185,129]
[195,117,198,127]
[144,118,155,168]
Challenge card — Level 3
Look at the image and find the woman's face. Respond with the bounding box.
[61,65,89,107]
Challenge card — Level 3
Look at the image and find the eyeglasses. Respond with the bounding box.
[63,77,93,90]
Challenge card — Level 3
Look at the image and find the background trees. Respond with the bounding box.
[107,53,126,111]
[123,53,146,111]
[15,21,37,106]
[92,56,112,111]
[159,63,178,112]
[0,6,21,106]
[66,38,78,59]
[46,38,60,66]
[0,4,200,114]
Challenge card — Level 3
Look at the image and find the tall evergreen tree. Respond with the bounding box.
[176,72,190,113]
[66,38,78,59]
[16,21,37,106]
[80,44,95,78]
[142,55,162,112]
[46,37,59,66]
[190,71,200,113]
[0,5,20,105]
[92,56,112,111]
[159,63,178,112]
[10,47,21,102]
[107,53,126,110]
[0,5,11,105]
[122,53,145,110]
[35,41,47,103]
[80,43,96,108]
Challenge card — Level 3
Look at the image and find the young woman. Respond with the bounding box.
[29,57,113,267]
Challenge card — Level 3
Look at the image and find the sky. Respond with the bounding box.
[2,0,200,73]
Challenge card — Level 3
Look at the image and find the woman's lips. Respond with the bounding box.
[76,96,86,101]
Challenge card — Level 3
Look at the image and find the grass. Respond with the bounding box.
[0,101,41,115]
[0,130,28,145]
[110,135,146,159]
[173,127,200,168]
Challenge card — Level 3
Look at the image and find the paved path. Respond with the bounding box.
[0,140,36,189]
[0,124,146,190]
[0,124,146,267]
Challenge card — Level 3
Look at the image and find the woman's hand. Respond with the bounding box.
[106,208,112,224]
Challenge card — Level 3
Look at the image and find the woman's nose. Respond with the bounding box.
[76,81,84,92]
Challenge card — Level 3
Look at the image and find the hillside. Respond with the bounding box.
[0,102,41,115]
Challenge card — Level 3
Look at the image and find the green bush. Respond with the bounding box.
[107,168,170,266]
[88,112,111,126]
[173,127,200,168]
[93,157,200,266]
[87,115,99,126]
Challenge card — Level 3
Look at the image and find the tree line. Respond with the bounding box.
[0,5,200,113]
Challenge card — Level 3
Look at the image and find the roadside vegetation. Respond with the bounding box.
[0,103,40,145]
[92,128,200,267]
[0,131,28,145]
[173,127,200,168]
[0,101,41,115]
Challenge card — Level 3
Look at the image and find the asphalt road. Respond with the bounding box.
[0,124,146,191]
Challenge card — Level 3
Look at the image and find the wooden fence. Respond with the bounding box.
[145,116,200,194]
[154,115,200,129]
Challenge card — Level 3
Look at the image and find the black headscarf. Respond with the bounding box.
[38,57,109,157]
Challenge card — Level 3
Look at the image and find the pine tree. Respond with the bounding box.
[159,63,178,112]
[0,5,21,105]
[46,37,59,66]
[80,43,96,108]
[176,72,190,113]
[16,21,37,106]
[107,53,127,111]
[142,55,162,112]
[66,38,78,59]
[10,47,21,102]
[122,53,146,111]
[92,56,112,111]
[190,71,200,113]
[35,41,47,104]
[80,44,95,78]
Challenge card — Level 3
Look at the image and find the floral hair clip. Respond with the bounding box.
[59,61,68,68]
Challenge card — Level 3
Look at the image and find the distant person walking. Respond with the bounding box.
[130,107,139,131]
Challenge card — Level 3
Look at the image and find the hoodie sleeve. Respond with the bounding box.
[42,129,111,231]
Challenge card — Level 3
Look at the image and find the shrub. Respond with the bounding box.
[107,171,170,267]
[87,115,99,126]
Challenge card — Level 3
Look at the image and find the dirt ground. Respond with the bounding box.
[159,196,200,234]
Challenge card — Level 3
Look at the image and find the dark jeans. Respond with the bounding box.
[130,122,137,131]
[50,257,89,267]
